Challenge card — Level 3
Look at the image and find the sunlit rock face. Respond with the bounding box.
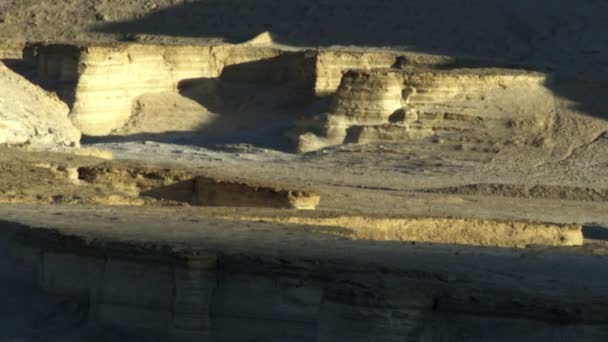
[296,68,555,152]
[0,61,80,148]
[27,43,295,135]
[27,42,473,140]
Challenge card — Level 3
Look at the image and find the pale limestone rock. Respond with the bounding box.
[344,123,434,144]
[312,50,479,97]
[0,61,80,148]
[297,68,555,151]
[29,43,483,138]
[313,50,400,96]
[29,43,291,135]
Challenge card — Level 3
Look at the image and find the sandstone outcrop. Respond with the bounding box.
[0,61,80,148]
[1,2,608,341]
[24,43,484,138]
[296,68,555,151]
[28,43,296,135]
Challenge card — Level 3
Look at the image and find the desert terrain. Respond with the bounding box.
[1,1,608,341]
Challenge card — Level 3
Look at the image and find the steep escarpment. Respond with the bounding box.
[7,208,608,342]
[27,43,302,135]
[312,50,484,97]
[21,43,491,140]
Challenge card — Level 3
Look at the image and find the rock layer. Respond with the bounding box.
[28,43,296,135]
[8,212,608,342]
[297,68,555,151]
[24,43,483,138]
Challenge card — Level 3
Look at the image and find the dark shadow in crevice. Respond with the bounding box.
[140,179,197,204]
[544,73,608,122]
[583,224,608,241]
[85,54,330,152]
[0,58,37,83]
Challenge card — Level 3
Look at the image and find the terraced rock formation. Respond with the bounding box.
[27,43,297,135]
[296,68,555,151]
[6,207,607,342]
[17,42,489,141]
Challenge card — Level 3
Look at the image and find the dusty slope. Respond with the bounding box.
[0,62,80,147]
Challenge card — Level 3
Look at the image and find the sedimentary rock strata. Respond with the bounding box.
[296,68,555,151]
[27,43,298,135]
[1,2,608,341]
[313,50,401,96]
[22,42,488,139]
[0,61,80,148]
[0,41,24,60]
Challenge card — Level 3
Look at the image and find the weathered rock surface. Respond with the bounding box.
[23,43,486,139]
[28,43,294,135]
[5,206,607,342]
[0,61,80,148]
[312,50,484,97]
[296,68,555,151]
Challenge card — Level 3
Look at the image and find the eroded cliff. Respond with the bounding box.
[296,68,556,152]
